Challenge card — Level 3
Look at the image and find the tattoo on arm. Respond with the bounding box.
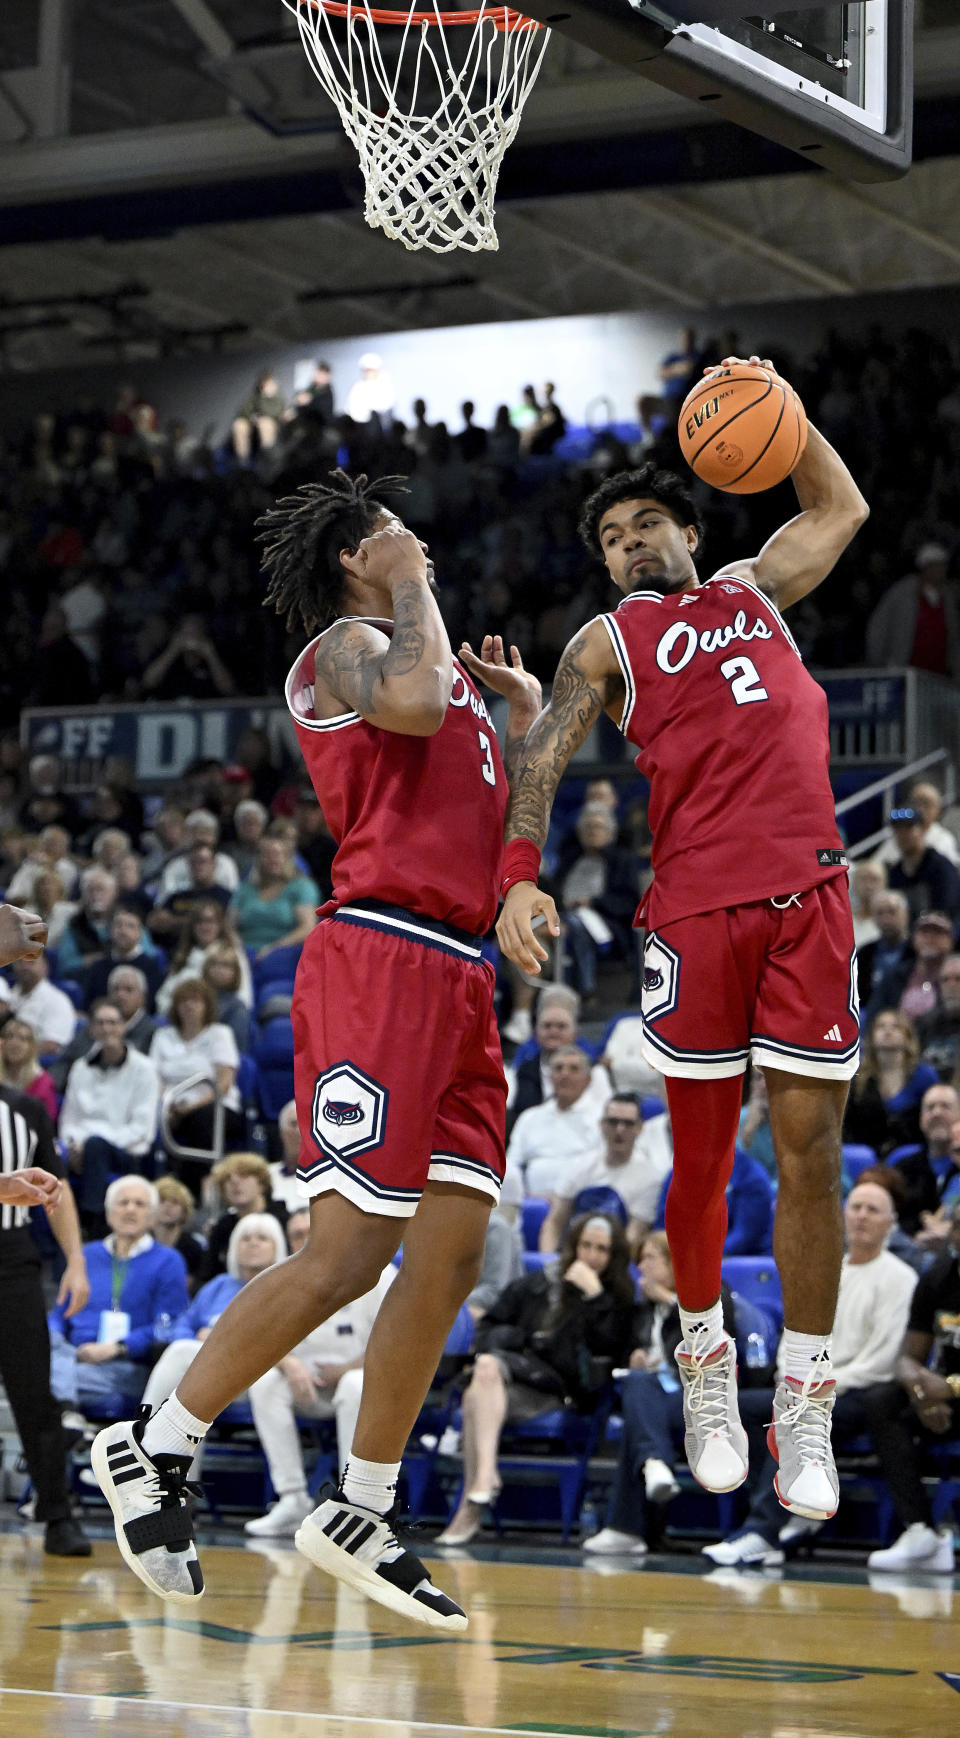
[315,585,433,716]
[506,631,607,849]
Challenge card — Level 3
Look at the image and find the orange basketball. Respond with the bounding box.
[677,363,807,494]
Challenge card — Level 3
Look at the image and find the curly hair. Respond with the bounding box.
[257,467,409,636]
[578,465,704,558]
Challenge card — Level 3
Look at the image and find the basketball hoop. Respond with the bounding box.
[283,0,550,253]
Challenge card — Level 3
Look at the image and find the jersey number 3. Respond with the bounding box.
[720,655,769,705]
[478,730,497,786]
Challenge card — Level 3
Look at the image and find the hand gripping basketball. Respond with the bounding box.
[678,354,807,495]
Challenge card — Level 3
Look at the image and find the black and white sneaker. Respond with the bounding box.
[296,1488,468,1631]
[90,1407,204,1604]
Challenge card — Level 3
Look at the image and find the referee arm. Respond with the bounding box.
[13,1093,90,1318]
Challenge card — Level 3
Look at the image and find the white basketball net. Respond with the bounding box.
[283,0,551,253]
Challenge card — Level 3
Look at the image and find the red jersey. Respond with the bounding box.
[601,574,846,930]
[285,622,507,935]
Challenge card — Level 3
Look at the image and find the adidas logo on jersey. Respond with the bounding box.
[822,1025,843,1043]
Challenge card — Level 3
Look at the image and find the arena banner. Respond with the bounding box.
[21,699,298,791]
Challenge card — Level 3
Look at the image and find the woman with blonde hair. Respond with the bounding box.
[843,1007,939,1155]
[0,1017,59,1120]
[202,943,251,1050]
[156,901,251,1013]
[199,1152,287,1283]
[33,868,77,948]
[228,834,318,961]
[153,1176,205,1293]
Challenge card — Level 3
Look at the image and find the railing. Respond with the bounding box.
[159,1072,226,1169]
[838,748,955,860]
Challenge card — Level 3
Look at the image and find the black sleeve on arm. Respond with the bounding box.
[0,1086,62,1175]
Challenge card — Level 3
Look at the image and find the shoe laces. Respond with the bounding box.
[783,1374,834,1463]
[683,1336,733,1432]
[133,1411,202,1510]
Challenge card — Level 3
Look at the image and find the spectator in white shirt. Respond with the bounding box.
[155,810,239,904]
[269,1099,310,1214]
[59,1001,160,1233]
[244,1206,396,1537]
[505,1046,604,1199]
[345,352,395,425]
[0,954,77,1053]
[4,824,79,902]
[149,977,242,1186]
[539,1092,673,1258]
[600,1013,667,1100]
[849,859,887,951]
[508,985,608,1120]
[878,781,959,869]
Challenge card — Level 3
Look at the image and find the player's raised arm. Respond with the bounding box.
[496,619,621,975]
[315,524,454,735]
[714,358,868,611]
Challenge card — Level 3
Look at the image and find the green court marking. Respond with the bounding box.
[506,1726,659,1736]
[583,1653,915,1684]
[38,1621,919,1683]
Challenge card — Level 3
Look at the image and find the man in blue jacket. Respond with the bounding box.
[49,1175,189,1415]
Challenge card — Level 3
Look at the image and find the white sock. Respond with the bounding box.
[142,1393,211,1461]
[679,1300,726,1355]
[340,1455,401,1517]
[782,1330,833,1384]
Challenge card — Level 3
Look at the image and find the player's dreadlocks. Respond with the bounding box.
[257,468,409,636]
[578,465,704,559]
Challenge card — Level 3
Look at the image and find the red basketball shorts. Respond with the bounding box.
[639,874,859,1081]
[291,905,507,1217]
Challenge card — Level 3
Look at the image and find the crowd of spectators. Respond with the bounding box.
[1,320,959,729]
[1,319,960,1565]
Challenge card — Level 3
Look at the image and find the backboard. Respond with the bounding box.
[516,2,913,179]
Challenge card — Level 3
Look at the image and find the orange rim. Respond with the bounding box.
[310,1,543,30]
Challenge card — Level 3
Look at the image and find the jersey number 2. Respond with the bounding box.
[478,730,497,786]
[720,655,769,705]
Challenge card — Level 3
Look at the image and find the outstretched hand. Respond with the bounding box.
[496,882,561,976]
[0,903,47,968]
[0,1167,62,1209]
[459,636,541,715]
[704,352,776,376]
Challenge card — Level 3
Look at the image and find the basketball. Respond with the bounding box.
[677,363,807,494]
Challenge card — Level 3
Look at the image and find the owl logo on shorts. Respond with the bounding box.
[324,1100,364,1127]
[641,934,681,1025]
[312,1062,389,1160]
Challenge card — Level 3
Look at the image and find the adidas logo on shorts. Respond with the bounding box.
[822,1025,842,1042]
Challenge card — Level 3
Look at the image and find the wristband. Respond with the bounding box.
[500,838,542,899]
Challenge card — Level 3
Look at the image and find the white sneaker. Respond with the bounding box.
[778,1514,824,1546]
[90,1408,203,1604]
[675,1335,748,1493]
[643,1459,680,1504]
[701,1531,784,1568]
[502,1008,532,1044]
[867,1523,956,1575]
[244,1492,314,1537]
[768,1374,838,1520]
[582,1527,648,1556]
[296,1488,467,1630]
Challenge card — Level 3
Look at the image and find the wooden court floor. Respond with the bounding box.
[0,1522,957,1738]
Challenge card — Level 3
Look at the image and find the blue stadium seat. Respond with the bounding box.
[521,1197,551,1250]
[252,945,302,995]
[255,978,296,1019]
[886,1143,923,1168]
[251,1017,295,1121]
[641,1095,666,1121]
[841,1143,879,1188]
[522,1249,552,1273]
[572,1184,628,1225]
[720,1256,783,1336]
